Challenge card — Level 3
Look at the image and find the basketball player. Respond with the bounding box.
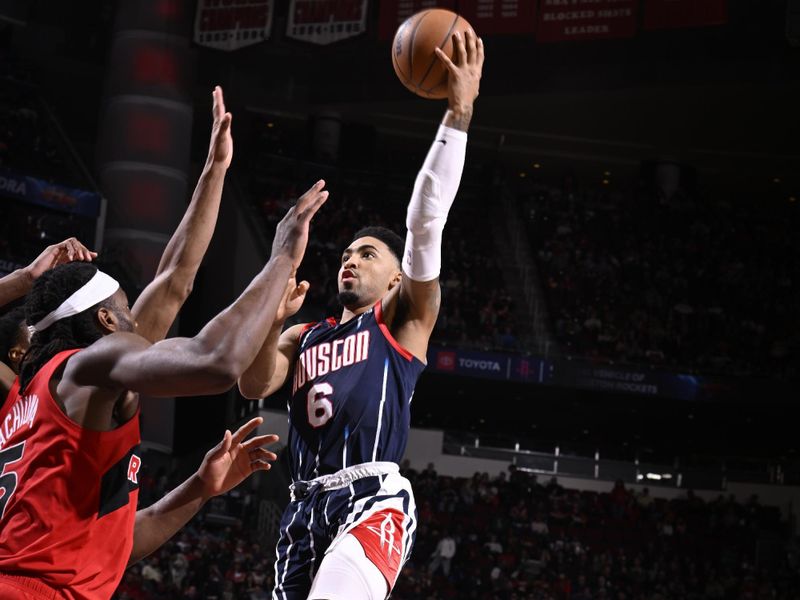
[0,86,231,399]
[0,181,329,596]
[238,29,484,600]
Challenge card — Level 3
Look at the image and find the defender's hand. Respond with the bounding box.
[271,180,328,270]
[208,86,233,169]
[24,237,97,281]
[196,417,279,499]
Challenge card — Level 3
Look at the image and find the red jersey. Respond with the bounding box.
[0,349,141,599]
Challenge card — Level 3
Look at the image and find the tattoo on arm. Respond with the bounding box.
[442,108,473,132]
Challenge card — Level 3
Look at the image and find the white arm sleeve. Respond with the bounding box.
[403,124,467,282]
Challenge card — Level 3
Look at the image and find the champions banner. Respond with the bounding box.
[194,0,274,51]
[287,0,369,45]
[643,0,727,30]
[458,0,536,35]
[378,0,457,40]
[0,168,102,219]
[536,0,637,43]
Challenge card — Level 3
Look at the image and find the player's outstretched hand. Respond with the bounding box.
[208,85,233,169]
[275,277,310,325]
[196,417,279,499]
[25,237,97,281]
[271,179,328,270]
[434,28,484,111]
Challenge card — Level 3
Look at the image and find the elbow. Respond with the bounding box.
[202,359,240,393]
[161,267,195,304]
[237,374,266,400]
[170,271,195,304]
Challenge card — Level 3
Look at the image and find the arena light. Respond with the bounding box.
[533,163,541,169]
[645,472,662,480]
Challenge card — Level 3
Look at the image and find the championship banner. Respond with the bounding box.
[643,0,727,30]
[0,168,102,219]
[537,0,637,43]
[378,0,457,40]
[194,0,274,51]
[459,0,536,35]
[287,0,368,45]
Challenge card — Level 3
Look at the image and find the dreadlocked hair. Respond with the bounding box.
[19,263,110,391]
[0,306,26,369]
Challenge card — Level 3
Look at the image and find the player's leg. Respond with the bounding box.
[307,534,387,600]
[309,507,411,600]
[271,501,317,600]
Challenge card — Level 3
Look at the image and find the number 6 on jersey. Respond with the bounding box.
[307,382,333,428]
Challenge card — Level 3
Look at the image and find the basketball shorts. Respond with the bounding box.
[272,462,417,600]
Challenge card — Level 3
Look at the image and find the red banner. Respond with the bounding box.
[643,0,727,30]
[286,0,368,44]
[537,0,637,43]
[459,0,536,35]
[378,0,457,40]
[194,0,273,51]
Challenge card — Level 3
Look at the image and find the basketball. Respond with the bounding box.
[391,9,475,100]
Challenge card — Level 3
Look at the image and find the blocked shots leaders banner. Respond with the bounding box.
[536,0,637,43]
[287,0,368,45]
[194,0,274,51]
[458,0,536,35]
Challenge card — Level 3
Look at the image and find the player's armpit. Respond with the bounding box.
[398,274,441,330]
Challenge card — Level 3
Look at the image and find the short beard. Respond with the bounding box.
[337,290,360,307]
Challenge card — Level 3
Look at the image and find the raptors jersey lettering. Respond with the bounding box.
[288,300,425,481]
[0,349,141,600]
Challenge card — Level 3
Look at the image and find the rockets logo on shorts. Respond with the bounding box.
[350,509,407,585]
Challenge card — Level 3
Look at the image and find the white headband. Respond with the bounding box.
[32,270,120,332]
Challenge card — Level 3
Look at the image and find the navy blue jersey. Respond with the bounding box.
[287,301,425,482]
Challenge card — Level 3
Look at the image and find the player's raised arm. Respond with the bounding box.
[238,277,309,399]
[132,86,233,343]
[391,29,484,359]
[61,182,328,398]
